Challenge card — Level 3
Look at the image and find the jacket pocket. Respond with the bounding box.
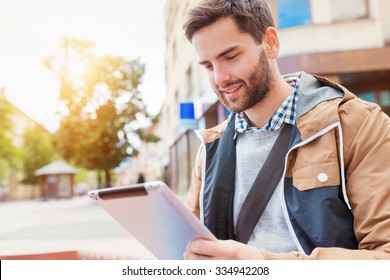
[292,160,341,191]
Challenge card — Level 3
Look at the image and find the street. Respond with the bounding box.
[0,195,156,259]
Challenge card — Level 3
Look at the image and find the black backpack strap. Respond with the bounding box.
[235,124,292,244]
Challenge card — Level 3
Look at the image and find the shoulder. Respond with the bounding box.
[338,90,390,159]
[339,88,387,130]
[196,117,231,144]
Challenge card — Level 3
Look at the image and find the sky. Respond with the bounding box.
[0,0,166,132]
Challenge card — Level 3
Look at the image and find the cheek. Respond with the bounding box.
[238,59,257,79]
[228,59,254,82]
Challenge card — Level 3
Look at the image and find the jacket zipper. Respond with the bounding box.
[196,120,348,254]
[280,121,342,254]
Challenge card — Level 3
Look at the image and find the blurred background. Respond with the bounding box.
[0,0,389,258]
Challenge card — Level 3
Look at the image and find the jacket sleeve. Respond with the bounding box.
[340,102,390,258]
[264,101,390,260]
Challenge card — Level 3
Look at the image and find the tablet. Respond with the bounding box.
[88,181,216,259]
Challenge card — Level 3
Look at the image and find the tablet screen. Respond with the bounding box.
[88,181,215,259]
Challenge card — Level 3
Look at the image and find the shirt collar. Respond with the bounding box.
[234,77,300,135]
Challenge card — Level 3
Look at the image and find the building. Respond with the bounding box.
[162,0,228,194]
[0,87,44,200]
[34,160,78,199]
[274,0,390,115]
[160,0,390,193]
[115,122,169,186]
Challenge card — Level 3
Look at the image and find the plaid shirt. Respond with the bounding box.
[235,77,299,134]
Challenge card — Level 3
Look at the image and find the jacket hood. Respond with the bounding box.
[284,72,345,119]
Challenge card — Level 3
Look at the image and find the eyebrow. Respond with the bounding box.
[198,46,239,66]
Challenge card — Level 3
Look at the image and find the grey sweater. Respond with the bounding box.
[234,126,297,253]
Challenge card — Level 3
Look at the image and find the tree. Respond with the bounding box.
[21,126,58,185]
[0,94,20,180]
[46,38,159,187]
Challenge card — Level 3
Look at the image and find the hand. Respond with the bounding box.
[183,239,266,260]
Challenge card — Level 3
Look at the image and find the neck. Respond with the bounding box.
[245,74,293,128]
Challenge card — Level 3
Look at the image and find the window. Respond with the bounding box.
[176,133,188,193]
[330,0,368,22]
[380,90,390,106]
[276,0,311,28]
[186,66,193,98]
[358,92,376,103]
[358,90,390,116]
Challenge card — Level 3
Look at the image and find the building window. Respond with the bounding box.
[186,66,193,98]
[380,90,390,107]
[330,0,368,22]
[169,130,198,194]
[358,92,376,103]
[358,90,390,116]
[276,0,311,28]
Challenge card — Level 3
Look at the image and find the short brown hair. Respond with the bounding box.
[183,0,275,44]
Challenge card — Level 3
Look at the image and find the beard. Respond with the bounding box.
[215,49,271,113]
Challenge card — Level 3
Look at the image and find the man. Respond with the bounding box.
[182,0,390,260]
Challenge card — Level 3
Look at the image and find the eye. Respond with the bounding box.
[204,64,213,71]
[226,55,237,61]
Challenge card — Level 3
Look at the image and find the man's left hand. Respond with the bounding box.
[183,239,266,260]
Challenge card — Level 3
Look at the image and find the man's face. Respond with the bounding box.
[192,17,271,113]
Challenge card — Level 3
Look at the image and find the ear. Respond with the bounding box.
[263,27,280,59]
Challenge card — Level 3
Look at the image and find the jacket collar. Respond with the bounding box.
[196,72,356,143]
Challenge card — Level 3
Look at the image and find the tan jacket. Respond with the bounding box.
[186,72,390,259]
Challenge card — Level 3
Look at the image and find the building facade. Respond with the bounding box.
[0,87,43,200]
[162,0,228,194]
[274,0,390,115]
[35,160,78,199]
[155,0,390,194]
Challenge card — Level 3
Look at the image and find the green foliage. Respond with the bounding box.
[21,127,59,185]
[74,168,89,183]
[46,38,159,186]
[0,160,7,181]
[0,95,20,176]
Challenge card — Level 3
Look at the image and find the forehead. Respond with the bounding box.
[192,17,257,61]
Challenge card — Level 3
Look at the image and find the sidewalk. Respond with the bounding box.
[0,196,156,259]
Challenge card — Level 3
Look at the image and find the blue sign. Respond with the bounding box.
[179,102,198,129]
[180,102,195,119]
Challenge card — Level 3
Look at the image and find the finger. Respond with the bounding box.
[184,250,216,260]
[188,239,214,255]
[185,239,218,259]
[189,239,230,257]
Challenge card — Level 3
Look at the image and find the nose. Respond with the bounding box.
[213,65,230,86]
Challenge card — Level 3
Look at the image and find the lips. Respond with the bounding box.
[220,84,242,100]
